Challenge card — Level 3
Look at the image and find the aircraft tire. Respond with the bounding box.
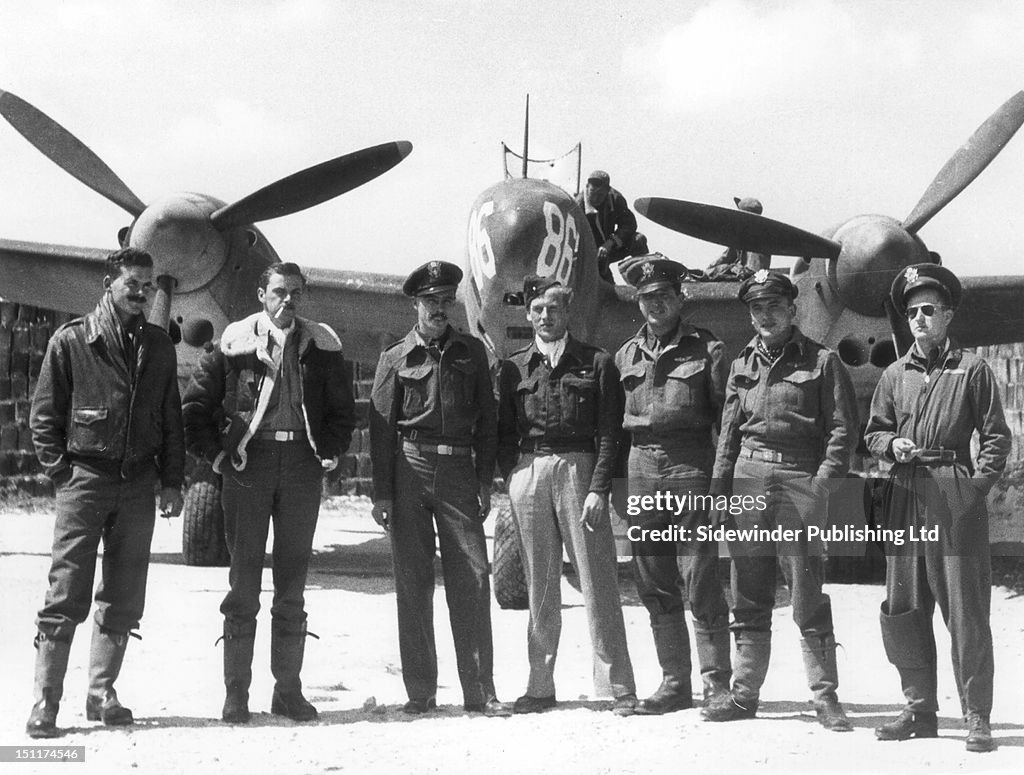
[181,462,231,567]
[492,503,529,610]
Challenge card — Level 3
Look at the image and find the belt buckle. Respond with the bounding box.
[437,444,454,456]
[274,430,291,442]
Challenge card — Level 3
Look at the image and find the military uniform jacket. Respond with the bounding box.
[182,312,356,471]
[497,335,621,494]
[713,327,858,485]
[863,342,1010,543]
[369,326,497,500]
[30,299,184,488]
[615,322,727,444]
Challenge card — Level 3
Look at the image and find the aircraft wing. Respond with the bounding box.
[951,276,1024,348]
[0,238,109,314]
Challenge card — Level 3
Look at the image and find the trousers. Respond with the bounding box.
[37,463,157,637]
[390,442,495,705]
[508,451,635,698]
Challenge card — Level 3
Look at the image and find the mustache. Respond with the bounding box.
[128,295,147,303]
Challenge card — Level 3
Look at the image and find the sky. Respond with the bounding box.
[1,0,1023,281]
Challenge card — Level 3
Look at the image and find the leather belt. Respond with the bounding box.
[914,449,958,464]
[520,438,595,454]
[402,438,473,457]
[739,446,810,464]
[255,430,307,442]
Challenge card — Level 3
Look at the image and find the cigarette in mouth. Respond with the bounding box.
[274,305,286,319]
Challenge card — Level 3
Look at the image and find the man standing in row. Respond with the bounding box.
[706,270,856,731]
[498,275,636,715]
[865,264,1010,753]
[183,261,356,724]
[369,261,504,716]
[28,247,184,738]
[615,255,732,714]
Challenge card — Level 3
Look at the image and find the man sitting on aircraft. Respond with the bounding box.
[497,275,637,716]
[575,170,649,284]
[705,196,771,280]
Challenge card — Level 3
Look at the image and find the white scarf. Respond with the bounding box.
[535,334,566,368]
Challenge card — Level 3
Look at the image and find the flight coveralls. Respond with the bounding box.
[864,342,1010,719]
[497,336,635,700]
[29,295,184,719]
[616,322,731,704]
[713,327,858,707]
[369,326,498,707]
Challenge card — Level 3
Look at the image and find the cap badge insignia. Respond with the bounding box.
[754,269,770,284]
[428,261,442,279]
[904,266,919,283]
[641,262,654,279]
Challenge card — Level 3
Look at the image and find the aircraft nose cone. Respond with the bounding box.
[833,215,929,316]
[129,193,227,293]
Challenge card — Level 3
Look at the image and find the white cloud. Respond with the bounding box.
[625,0,920,113]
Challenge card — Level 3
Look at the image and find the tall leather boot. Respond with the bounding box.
[635,614,693,715]
[26,631,73,739]
[693,621,732,706]
[85,624,134,725]
[270,622,318,722]
[221,620,256,723]
[704,630,770,722]
[876,605,939,740]
[801,634,852,731]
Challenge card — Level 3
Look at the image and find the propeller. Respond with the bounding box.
[902,91,1024,233]
[148,274,176,332]
[0,88,146,216]
[210,141,413,230]
[634,197,841,259]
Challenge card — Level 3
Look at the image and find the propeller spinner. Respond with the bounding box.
[636,91,1024,328]
[0,88,412,336]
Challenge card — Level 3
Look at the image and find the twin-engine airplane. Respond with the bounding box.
[463,91,1024,421]
[2,88,1023,578]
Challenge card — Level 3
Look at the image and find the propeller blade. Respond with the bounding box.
[0,89,146,216]
[883,297,913,359]
[635,197,841,259]
[211,141,413,230]
[148,275,176,332]
[902,91,1024,233]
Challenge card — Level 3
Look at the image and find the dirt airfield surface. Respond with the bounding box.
[1,496,1022,775]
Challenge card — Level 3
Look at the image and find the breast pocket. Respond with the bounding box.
[619,364,647,415]
[562,373,597,426]
[398,364,434,417]
[664,359,706,406]
[779,366,822,416]
[68,407,109,454]
[735,373,760,416]
[447,358,478,407]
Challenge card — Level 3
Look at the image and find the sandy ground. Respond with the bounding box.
[1,496,1022,775]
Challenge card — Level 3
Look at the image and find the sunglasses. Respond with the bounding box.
[905,303,946,318]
